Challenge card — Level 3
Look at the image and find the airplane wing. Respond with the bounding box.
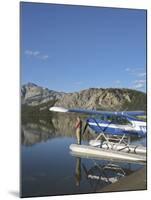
[49,106,145,117]
[124,111,145,116]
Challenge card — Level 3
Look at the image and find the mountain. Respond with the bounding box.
[21,82,65,106]
[21,83,146,111]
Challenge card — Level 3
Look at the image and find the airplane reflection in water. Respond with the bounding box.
[74,156,140,191]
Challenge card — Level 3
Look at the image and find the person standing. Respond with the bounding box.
[75,117,82,145]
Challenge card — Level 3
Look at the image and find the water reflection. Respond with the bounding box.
[75,158,82,186]
[22,113,146,146]
[73,156,139,192]
[22,114,93,146]
[21,123,55,146]
[21,115,146,197]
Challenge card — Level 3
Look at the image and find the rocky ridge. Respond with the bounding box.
[21,83,146,111]
[21,82,65,106]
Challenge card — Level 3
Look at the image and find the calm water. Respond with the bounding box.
[21,116,146,197]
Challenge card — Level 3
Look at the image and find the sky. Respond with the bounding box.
[20,2,147,93]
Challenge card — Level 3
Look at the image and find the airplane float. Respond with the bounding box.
[49,106,147,163]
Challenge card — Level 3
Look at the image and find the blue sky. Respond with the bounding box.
[21,2,146,92]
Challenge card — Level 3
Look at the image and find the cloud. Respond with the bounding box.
[24,50,49,60]
[134,79,146,84]
[125,68,131,72]
[25,50,33,55]
[137,72,146,77]
[32,51,40,56]
[133,83,144,89]
[125,67,146,79]
[74,81,83,85]
[133,79,146,90]
[124,68,146,91]
[40,55,49,60]
[113,80,122,87]
[125,67,144,73]
[115,80,121,84]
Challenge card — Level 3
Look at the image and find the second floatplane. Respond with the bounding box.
[49,106,147,163]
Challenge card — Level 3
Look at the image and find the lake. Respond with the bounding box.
[21,114,146,197]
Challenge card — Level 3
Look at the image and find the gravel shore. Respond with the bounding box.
[98,166,147,193]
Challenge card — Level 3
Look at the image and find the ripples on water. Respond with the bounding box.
[21,114,146,197]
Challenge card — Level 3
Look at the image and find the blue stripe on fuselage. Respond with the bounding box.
[87,118,144,137]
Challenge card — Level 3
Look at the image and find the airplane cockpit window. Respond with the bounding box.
[93,115,132,125]
[114,116,132,125]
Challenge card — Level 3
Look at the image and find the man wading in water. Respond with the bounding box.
[75,117,82,145]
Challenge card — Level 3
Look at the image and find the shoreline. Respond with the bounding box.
[97,166,147,193]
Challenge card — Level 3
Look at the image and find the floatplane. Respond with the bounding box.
[49,106,147,163]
